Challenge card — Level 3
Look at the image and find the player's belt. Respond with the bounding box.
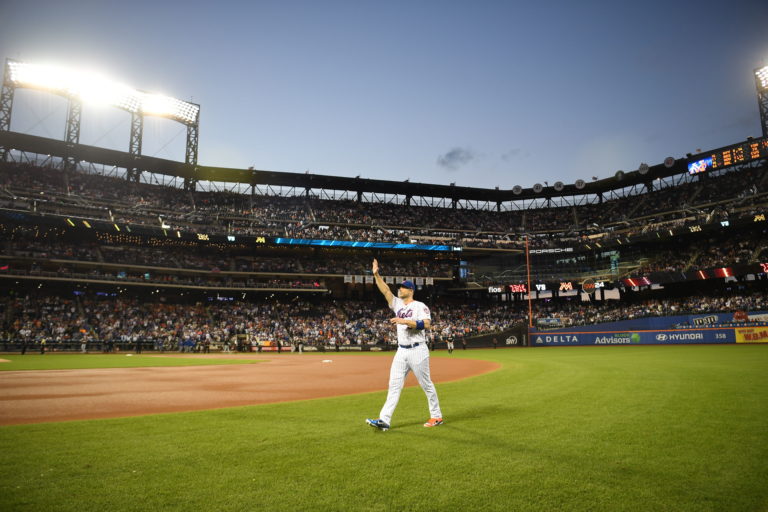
[398,343,421,349]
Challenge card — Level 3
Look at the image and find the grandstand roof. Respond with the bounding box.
[0,129,726,202]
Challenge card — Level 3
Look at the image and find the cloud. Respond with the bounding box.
[501,148,529,161]
[436,147,476,171]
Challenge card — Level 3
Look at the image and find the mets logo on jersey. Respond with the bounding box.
[398,305,430,318]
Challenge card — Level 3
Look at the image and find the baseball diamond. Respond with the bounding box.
[1,6,768,509]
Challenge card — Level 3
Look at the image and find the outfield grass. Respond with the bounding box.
[1,345,766,511]
[0,354,261,371]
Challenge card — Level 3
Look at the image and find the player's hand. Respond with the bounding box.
[389,317,406,325]
[372,258,379,275]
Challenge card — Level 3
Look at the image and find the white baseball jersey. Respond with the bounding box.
[378,296,442,425]
[391,297,431,345]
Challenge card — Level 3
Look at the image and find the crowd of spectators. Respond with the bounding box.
[431,302,527,340]
[5,238,101,263]
[3,266,324,290]
[633,234,762,275]
[534,292,768,327]
[2,161,766,248]
[478,227,766,284]
[647,167,764,215]
[5,224,762,296]
[0,294,523,350]
[3,290,766,350]
[100,246,179,268]
[694,238,755,269]
[3,161,767,354]
[3,238,454,278]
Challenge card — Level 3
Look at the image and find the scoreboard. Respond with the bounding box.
[709,138,768,170]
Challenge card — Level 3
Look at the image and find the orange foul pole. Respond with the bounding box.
[525,234,533,329]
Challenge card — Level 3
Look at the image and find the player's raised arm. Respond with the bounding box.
[372,258,394,306]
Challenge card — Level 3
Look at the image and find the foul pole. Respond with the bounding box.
[525,234,533,329]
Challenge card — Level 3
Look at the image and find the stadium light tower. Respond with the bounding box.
[0,59,200,185]
[0,60,15,162]
[756,65,768,138]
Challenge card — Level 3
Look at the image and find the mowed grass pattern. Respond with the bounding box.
[0,345,766,511]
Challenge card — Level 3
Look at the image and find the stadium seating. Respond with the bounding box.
[1,158,767,350]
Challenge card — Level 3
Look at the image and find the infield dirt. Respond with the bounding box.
[0,353,498,425]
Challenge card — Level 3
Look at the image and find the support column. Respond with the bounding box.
[63,98,82,176]
[0,74,13,163]
[183,121,199,191]
[127,112,143,182]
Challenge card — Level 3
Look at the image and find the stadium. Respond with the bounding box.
[1,58,767,352]
[1,11,768,511]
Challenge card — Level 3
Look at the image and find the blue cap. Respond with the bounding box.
[400,280,416,290]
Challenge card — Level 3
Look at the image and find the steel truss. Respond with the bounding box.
[0,61,15,162]
[183,123,199,191]
[1,59,201,187]
[127,112,143,182]
[63,98,81,177]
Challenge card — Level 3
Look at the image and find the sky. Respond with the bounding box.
[1,0,767,190]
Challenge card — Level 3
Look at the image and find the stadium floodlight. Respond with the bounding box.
[7,60,67,92]
[73,73,140,111]
[756,65,768,138]
[5,59,198,125]
[756,65,768,91]
[7,60,137,109]
[140,92,199,124]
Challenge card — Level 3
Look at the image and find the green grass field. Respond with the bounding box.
[0,353,260,371]
[1,345,766,512]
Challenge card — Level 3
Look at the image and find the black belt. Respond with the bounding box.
[398,343,421,349]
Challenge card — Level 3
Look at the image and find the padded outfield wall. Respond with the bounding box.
[530,311,768,346]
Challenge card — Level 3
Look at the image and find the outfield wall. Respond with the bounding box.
[529,310,768,346]
[530,325,768,346]
[462,328,528,348]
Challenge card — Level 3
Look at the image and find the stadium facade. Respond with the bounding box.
[1,58,767,351]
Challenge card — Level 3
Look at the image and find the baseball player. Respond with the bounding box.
[366,259,443,431]
[444,327,455,354]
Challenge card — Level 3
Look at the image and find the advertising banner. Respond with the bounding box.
[735,327,768,343]
[531,328,735,346]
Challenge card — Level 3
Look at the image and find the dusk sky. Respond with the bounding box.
[1,0,767,190]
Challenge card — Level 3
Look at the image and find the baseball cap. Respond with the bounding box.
[399,280,416,290]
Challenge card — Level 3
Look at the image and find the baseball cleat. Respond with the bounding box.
[366,418,390,431]
[423,417,444,427]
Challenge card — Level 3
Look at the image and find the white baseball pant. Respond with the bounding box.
[379,344,442,425]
